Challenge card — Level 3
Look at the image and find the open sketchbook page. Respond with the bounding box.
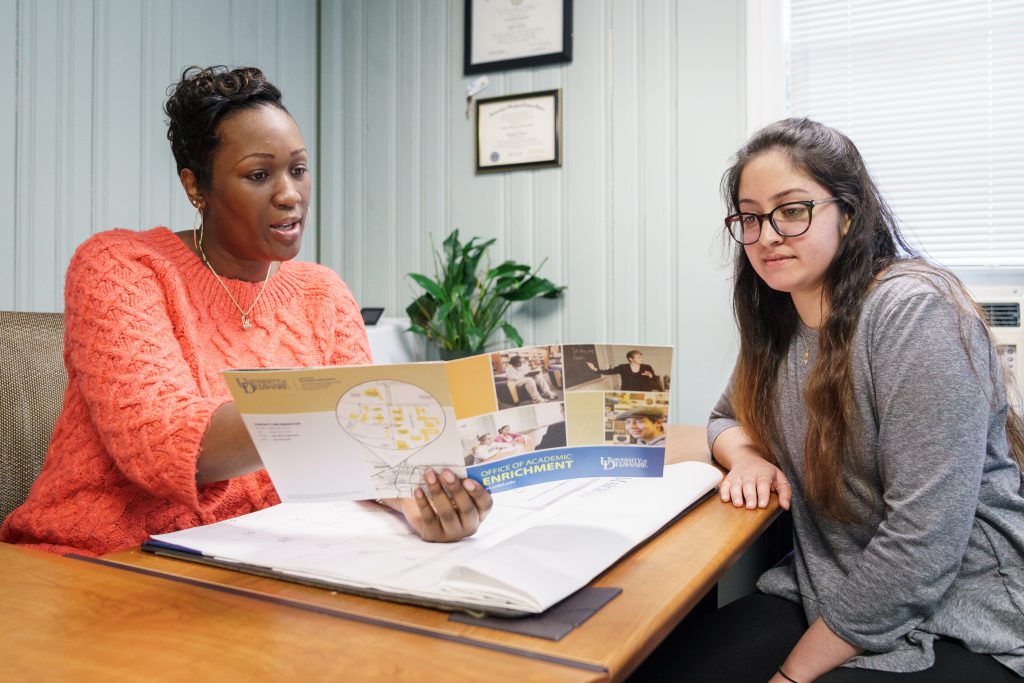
[148,461,722,614]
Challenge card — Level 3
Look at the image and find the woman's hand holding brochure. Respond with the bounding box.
[380,467,493,542]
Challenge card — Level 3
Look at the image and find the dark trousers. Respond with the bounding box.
[628,592,1020,682]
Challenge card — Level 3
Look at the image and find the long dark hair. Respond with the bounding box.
[725,118,1024,520]
[723,119,896,519]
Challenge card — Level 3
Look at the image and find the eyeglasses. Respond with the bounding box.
[724,197,840,245]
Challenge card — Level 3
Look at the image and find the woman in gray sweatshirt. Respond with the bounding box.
[651,119,1023,682]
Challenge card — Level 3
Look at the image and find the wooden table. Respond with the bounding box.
[1,541,598,682]
[87,499,772,680]
[2,429,779,681]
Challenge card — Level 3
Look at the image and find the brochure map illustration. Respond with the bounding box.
[224,343,673,501]
[336,380,447,494]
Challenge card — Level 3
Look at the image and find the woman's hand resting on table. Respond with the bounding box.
[720,455,792,511]
[380,468,493,542]
[712,426,792,511]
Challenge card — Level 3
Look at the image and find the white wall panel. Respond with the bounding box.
[318,0,346,278]
[637,0,675,348]
[14,0,91,311]
[139,0,174,231]
[362,0,398,311]
[3,0,317,312]
[414,1,450,319]
[94,0,144,233]
[338,0,366,293]
[674,1,747,421]
[394,0,422,315]
[0,0,16,308]
[560,1,607,342]
[55,0,96,303]
[609,0,641,339]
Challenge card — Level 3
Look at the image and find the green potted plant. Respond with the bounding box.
[406,230,565,358]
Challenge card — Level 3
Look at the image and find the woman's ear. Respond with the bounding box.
[179,168,203,209]
[841,213,852,236]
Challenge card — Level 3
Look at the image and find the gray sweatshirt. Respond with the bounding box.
[709,264,1024,675]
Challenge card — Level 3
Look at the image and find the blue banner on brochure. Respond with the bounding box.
[466,445,665,494]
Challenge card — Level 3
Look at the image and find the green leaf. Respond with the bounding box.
[412,272,448,299]
[487,261,530,278]
[459,239,495,287]
[502,275,566,302]
[431,302,453,333]
[442,229,461,252]
[500,321,524,348]
[405,293,437,328]
[541,289,564,300]
[466,323,486,352]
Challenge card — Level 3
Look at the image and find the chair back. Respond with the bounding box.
[0,311,67,521]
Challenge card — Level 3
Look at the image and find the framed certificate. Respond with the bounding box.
[476,89,562,173]
[464,0,573,75]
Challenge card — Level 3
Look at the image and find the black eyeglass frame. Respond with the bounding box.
[724,197,841,245]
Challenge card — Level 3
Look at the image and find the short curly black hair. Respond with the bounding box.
[164,65,287,190]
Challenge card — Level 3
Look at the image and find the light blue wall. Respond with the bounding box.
[0,0,15,306]
[1,0,319,312]
[2,0,745,424]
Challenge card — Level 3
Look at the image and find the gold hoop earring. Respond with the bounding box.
[192,204,205,251]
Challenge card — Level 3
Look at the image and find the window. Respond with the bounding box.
[780,0,1024,271]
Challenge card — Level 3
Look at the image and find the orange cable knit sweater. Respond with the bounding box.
[1,228,371,555]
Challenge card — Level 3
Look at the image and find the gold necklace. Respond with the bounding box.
[798,331,811,366]
[197,244,274,330]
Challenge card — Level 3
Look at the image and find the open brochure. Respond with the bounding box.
[145,461,723,616]
[224,343,673,501]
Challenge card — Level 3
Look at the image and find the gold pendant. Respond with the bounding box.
[242,315,252,330]
[802,349,810,365]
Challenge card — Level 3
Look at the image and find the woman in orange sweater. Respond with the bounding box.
[1,66,491,555]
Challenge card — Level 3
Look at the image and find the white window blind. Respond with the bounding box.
[786,0,1024,270]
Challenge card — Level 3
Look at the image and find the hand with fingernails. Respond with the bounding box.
[720,457,792,511]
[378,468,493,542]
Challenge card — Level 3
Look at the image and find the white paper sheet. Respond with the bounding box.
[149,461,723,614]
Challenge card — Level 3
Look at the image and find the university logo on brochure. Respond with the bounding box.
[599,456,654,471]
[235,377,289,394]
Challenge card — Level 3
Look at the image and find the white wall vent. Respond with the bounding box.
[969,285,1024,402]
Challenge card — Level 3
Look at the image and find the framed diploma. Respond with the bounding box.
[464,0,573,75]
[476,89,562,173]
